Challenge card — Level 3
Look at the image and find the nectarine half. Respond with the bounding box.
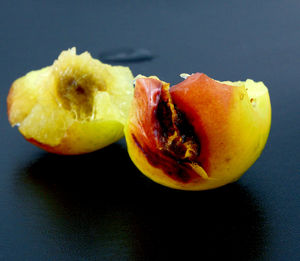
[7,48,134,154]
[125,73,271,190]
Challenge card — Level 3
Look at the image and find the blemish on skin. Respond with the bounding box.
[132,133,145,154]
[250,98,256,107]
[225,157,231,162]
[240,93,244,100]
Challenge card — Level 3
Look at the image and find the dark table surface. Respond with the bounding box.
[1,0,299,260]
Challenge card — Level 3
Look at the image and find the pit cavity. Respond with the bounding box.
[156,84,201,163]
[56,74,104,120]
[131,79,205,183]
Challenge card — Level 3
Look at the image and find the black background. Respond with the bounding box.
[1,0,299,260]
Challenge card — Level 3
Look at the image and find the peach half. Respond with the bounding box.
[7,48,134,154]
[125,73,271,190]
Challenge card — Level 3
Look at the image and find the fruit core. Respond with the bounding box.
[156,83,201,163]
[132,79,206,184]
[56,70,105,121]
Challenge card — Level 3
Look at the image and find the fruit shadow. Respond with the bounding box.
[15,140,268,260]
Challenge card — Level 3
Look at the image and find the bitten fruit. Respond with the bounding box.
[125,73,271,190]
[7,48,134,154]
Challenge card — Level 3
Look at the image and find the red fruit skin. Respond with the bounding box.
[169,73,234,174]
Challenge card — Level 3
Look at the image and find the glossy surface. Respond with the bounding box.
[1,0,300,260]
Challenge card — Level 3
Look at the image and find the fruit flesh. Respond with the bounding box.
[7,48,134,154]
[125,73,271,190]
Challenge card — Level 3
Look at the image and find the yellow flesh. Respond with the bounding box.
[8,48,133,151]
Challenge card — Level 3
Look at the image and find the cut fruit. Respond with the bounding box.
[125,73,271,190]
[7,48,134,154]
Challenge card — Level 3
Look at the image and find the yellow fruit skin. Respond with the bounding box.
[7,48,133,155]
[27,120,124,155]
[125,73,271,190]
